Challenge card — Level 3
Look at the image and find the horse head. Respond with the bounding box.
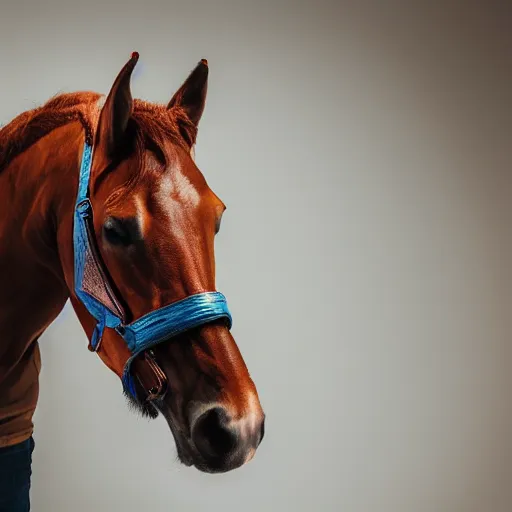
[67,54,265,473]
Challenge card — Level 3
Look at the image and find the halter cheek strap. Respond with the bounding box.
[73,141,233,401]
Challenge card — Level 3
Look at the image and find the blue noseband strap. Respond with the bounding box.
[73,141,232,399]
[120,291,232,397]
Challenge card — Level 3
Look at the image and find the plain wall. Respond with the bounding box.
[1,1,511,511]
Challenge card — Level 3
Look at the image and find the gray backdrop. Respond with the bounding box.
[1,1,511,511]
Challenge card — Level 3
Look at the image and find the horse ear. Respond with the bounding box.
[167,59,208,129]
[95,52,139,160]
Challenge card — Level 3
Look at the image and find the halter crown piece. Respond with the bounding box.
[73,141,233,399]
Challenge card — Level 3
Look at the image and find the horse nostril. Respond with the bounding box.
[192,407,237,463]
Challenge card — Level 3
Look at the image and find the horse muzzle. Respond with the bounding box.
[188,404,265,473]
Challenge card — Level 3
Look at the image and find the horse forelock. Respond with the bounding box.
[0,91,196,174]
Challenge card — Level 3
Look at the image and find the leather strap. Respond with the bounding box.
[131,350,168,401]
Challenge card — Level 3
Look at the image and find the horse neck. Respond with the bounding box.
[0,122,84,353]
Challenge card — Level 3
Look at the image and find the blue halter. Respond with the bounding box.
[73,141,232,399]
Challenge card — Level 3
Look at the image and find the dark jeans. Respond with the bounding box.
[0,437,34,512]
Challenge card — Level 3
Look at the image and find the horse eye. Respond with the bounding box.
[103,217,138,246]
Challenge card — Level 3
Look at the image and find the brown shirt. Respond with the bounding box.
[0,340,40,447]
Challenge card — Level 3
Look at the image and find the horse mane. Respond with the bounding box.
[0,91,197,173]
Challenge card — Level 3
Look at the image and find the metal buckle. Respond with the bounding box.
[76,198,92,218]
[137,350,168,402]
